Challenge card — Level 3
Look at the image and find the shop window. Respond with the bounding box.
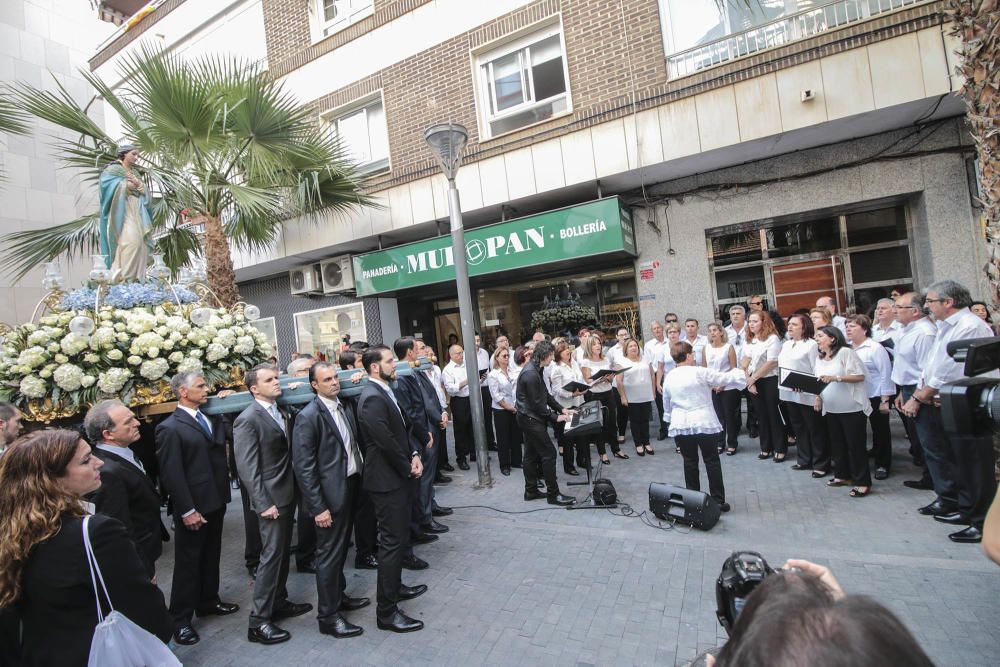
[313,0,373,39]
[710,230,762,267]
[766,217,841,259]
[845,207,907,246]
[324,96,389,175]
[849,246,912,284]
[475,26,571,139]
[294,303,367,362]
[248,317,278,358]
[714,266,766,301]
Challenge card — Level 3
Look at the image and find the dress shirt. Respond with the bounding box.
[574,345,587,364]
[891,318,937,386]
[255,398,284,431]
[606,343,626,367]
[742,334,782,378]
[643,337,667,366]
[178,404,212,435]
[476,348,490,386]
[487,368,517,410]
[318,395,360,476]
[872,320,902,344]
[814,348,870,415]
[682,334,708,366]
[442,361,470,398]
[777,339,819,405]
[921,307,998,390]
[853,338,895,398]
[662,366,746,436]
[832,314,848,336]
[427,365,448,408]
[369,377,403,416]
[618,357,654,403]
[724,323,749,361]
[549,362,585,409]
[96,443,144,472]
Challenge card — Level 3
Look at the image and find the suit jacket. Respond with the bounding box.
[393,373,431,453]
[291,396,360,518]
[155,408,231,520]
[415,371,444,425]
[16,514,173,666]
[357,381,412,493]
[232,401,296,512]
[86,446,164,576]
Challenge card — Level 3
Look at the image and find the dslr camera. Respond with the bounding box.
[938,337,1000,437]
[715,551,775,635]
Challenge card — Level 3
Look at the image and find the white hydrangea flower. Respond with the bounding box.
[147,347,160,358]
[169,331,183,342]
[19,375,47,398]
[38,368,53,379]
[140,358,170,380]
[130,332,166,355]
[205,343,227,362]
[107,349,124,361]
[54,354,69,364]
[176,357,203,374]
[128,355,142,366]
[189,349,203,358]
[81,375,96,388]
[46,342,60,354]
[83,353,100,364]
[161,340,174,351]
[60,333,90,356]
[114,322,126,332]
[53,364,84,391]
[168,351,184,363]
[91,327,117,348]
[233,336,254,355]
[17,347,48,369]
[27,330,52,346]
[214,328,236,348]
[125,311,157,335]
[98,368,131,394]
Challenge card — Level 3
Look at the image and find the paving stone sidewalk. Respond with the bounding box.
[162,421,1000,666]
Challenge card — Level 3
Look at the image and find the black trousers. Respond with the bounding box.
[436,421,450,470]
[493,408,522,470]
[826,411,871,486]
[785,401,829,471]
[517,414,561,497]
[239,484,262,570]
[369,484,410,620]
[951,433,998,527]
[655,389,667,436]
[450,396,473,462]
[352,486,377,561]
[585,390,619,456]
[554,418,588,472]
[612,387,629,438]
[712,389,741,450]
[739,389,758,433]
[295,490,317,568]
[748,376,784,454]
[897,385,932,484]
[676,433,726,504]
[249,503,294,628]
[626,402,651,446]
[867,397,892,471]
[315,476,359,626]
[168,507,225,628]
[481,385,497,448]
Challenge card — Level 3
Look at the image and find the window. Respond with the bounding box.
[248,317,278,358]
[325,97,389,175]
[765,217,841,258]
[476,26,571,139]
[845,207,907,246]
[294,303,367,362]
[313,0,373,39]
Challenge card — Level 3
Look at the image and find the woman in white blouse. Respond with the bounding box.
[616,339,656,456]
[580,333,626,464]
[845,314,895,481]
[487,346,522,475]
[702,322,740,456]
[778,314,829,477]
[662,341,747,512]
[654,324,682,450]
[550,339,588,475]
[814,326,872,497]
[741,311,785,461]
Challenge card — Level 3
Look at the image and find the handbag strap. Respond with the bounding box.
[81,516,114,622]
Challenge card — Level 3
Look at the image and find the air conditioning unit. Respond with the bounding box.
[320,256,355,293]
[289,264,322,295]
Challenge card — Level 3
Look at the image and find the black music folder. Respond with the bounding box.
[562,381,591,393]
[779,368,826,394]
[589,368,625,382]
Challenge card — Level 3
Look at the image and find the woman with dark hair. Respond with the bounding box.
[488,346,523,476]
[846,314,895,480]
[616,338,656,457]
[971,300,999,334]
[741,311,785,461]
[580,333,626,464]
[550,339,588,475]
[779,314,829,476]
[814,326,872,497]
[0,429,173,664]
[703,322,740,456]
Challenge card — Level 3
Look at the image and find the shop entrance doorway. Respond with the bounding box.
[432,299,462,362]
[772,257,847,317]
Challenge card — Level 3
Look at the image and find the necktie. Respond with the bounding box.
[194,411,212,438]
[335,403,364,472]
[269,404,284,432]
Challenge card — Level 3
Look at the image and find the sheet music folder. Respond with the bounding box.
[561,381,591,393]
[779,368,827,394]
[589,368,625,381]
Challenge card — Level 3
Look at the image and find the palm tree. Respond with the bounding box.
[1,47,372,307]
[0,93,29,182]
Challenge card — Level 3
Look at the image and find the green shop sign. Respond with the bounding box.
[353,197,635,296]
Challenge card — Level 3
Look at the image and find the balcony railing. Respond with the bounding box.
[667,0,932,79]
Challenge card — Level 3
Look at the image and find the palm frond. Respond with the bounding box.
[0,214,101,281]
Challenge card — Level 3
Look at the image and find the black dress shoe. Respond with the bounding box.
[524,490,546,501]
[918,500,958,517]
[355,554,378,569]
[421,520,449,534]
[658,431,667,441]
[248,622,291,645]
[949,526,983,543]
[719,502,731,513]
[377,609,423,633]
[441,463,455,472]
[320,613,363,638]
[469,454,476,462]
[565,468,580,476]
[548,494,576,506]
[748,429,759,439]
[399,583,428,600]
[173,626,200,645]
[297,561,317,574]
[274,601,313,620]
[790,464,808,470]
[196,601,240,616]
[904,479,935,490]
[934,511,969,525]
[247,565,257,580]
[501,467,511,476]
[433,473,452,484]
[402,554,428,570]
[874,467,889,481]
[457,460,470,471]
[339,596,371,612]
[432,505,453,517]
[412,531,439,544]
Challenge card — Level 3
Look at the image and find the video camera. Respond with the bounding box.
[938,336,1000,437]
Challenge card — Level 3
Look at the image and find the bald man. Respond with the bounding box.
[442,345,474,470]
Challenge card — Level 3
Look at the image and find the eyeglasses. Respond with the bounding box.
[664,319,678,323]
[892,304,919,310]
[924,298,946,304]
[749,301,763,306]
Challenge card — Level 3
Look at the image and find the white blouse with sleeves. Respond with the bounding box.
[662,365,747,436]
[579,356,613,394]
[814,347,872,416]
[742,334,782,378]
[778,338,819,405]
[486,368,516,411]
[618,357,654,403]
[852,338,895,399]
[549,362,585,409]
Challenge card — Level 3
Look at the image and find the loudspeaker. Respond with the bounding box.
[592,478,617,506]
[648,482,720,530]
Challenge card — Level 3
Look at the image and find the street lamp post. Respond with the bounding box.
[424,122,492,488]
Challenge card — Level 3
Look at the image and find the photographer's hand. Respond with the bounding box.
[783,559,844,599]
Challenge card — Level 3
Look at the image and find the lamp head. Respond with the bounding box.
[423,122,469,181]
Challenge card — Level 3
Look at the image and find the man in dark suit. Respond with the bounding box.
[155,372,239,646]
[292,361,370,638]
[233,364,313,645]
[339,352,379,570]
[357,345,427,633]
[84,399,165,578]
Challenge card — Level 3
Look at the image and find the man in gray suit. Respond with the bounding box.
[233,364,312,644]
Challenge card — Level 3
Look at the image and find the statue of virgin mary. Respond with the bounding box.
[98,144,153,282]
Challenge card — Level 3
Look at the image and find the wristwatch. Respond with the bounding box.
[411,451,420,459]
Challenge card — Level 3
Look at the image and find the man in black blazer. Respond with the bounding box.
[84,399,165,578]
[233,364,313,645]
[155,372,239,645]
[357,345,427,633]
[292,361,371,638]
